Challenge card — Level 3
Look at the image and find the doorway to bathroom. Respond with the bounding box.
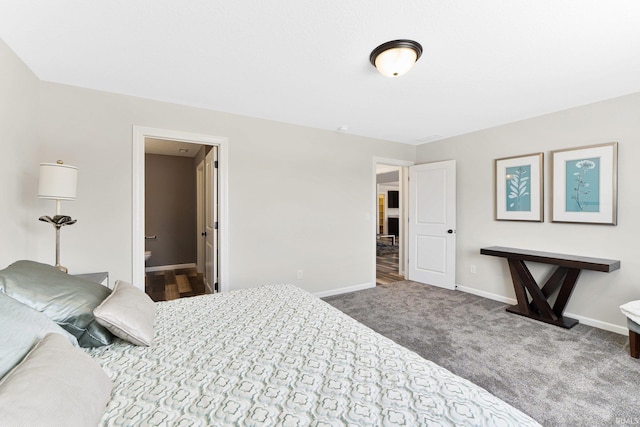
[143,139,217,301]
[132,126,228,297]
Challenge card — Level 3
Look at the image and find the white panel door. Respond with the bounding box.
[196,159,205,275]
[408,160,456,289]
[204,147,218,293]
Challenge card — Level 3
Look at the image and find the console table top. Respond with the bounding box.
[480,246,620,272]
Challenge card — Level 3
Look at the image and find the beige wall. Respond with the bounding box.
[32,81,415,294]
[416,92,640,331]
[0,40,41,264]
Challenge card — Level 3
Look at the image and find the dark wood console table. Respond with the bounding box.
[480,246,620,329]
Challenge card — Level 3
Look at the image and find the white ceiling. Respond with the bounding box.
[145,138,199,158]
[2,1,639,144]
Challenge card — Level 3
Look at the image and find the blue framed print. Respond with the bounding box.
[564,157,600,212]
[505,164,532,212]
[495,153,543,221]
[551,142,618,224]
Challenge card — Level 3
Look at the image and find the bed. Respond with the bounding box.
[0,261,540,426]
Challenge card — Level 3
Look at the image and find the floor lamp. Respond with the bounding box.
[38,161,78,273]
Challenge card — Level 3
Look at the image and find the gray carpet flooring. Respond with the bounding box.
[322,280,640,427]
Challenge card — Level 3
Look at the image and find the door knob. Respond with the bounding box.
[447,229,454,234]
[201,232,207,236]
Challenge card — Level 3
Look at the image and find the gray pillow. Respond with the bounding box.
[93,280,157,346]
[0,260,114,347]
[0,293,79,378]
[0,333,112,427]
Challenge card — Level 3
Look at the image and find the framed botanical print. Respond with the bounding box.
[551,142,618,225]
[494,153,543,222]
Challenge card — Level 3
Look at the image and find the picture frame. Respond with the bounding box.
[494,152,543,222]
[551,142,618,225]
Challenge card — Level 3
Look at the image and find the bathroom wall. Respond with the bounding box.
[145,154,197,267]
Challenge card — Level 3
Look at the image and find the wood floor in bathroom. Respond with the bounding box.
[145,267,206,302]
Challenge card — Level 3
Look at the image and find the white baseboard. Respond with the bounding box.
[562,312,627,335]
[455,284,517,305]
[145,263,197,273]
[313,282,376,299]
[455,284,627,336]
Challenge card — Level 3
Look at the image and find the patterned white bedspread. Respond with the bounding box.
[86,284,540,426]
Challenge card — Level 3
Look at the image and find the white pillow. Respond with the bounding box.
[93,280,157,346]
[0,333,112,427]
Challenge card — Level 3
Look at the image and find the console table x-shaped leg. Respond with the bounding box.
[507,259,581,328]
[481,247,620,329]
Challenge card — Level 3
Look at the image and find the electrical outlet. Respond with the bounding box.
[470,265,477,274]
[297,270,303,280]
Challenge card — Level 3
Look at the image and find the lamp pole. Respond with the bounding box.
[55,224,65,273]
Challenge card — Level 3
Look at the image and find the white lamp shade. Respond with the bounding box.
[38,163,78,200]
[374,47,418,78]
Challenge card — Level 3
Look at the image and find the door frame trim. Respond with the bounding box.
[372,157,414,285]
[132,126,229,293]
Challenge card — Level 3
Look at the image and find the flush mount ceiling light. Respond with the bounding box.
[370,39,423,78]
